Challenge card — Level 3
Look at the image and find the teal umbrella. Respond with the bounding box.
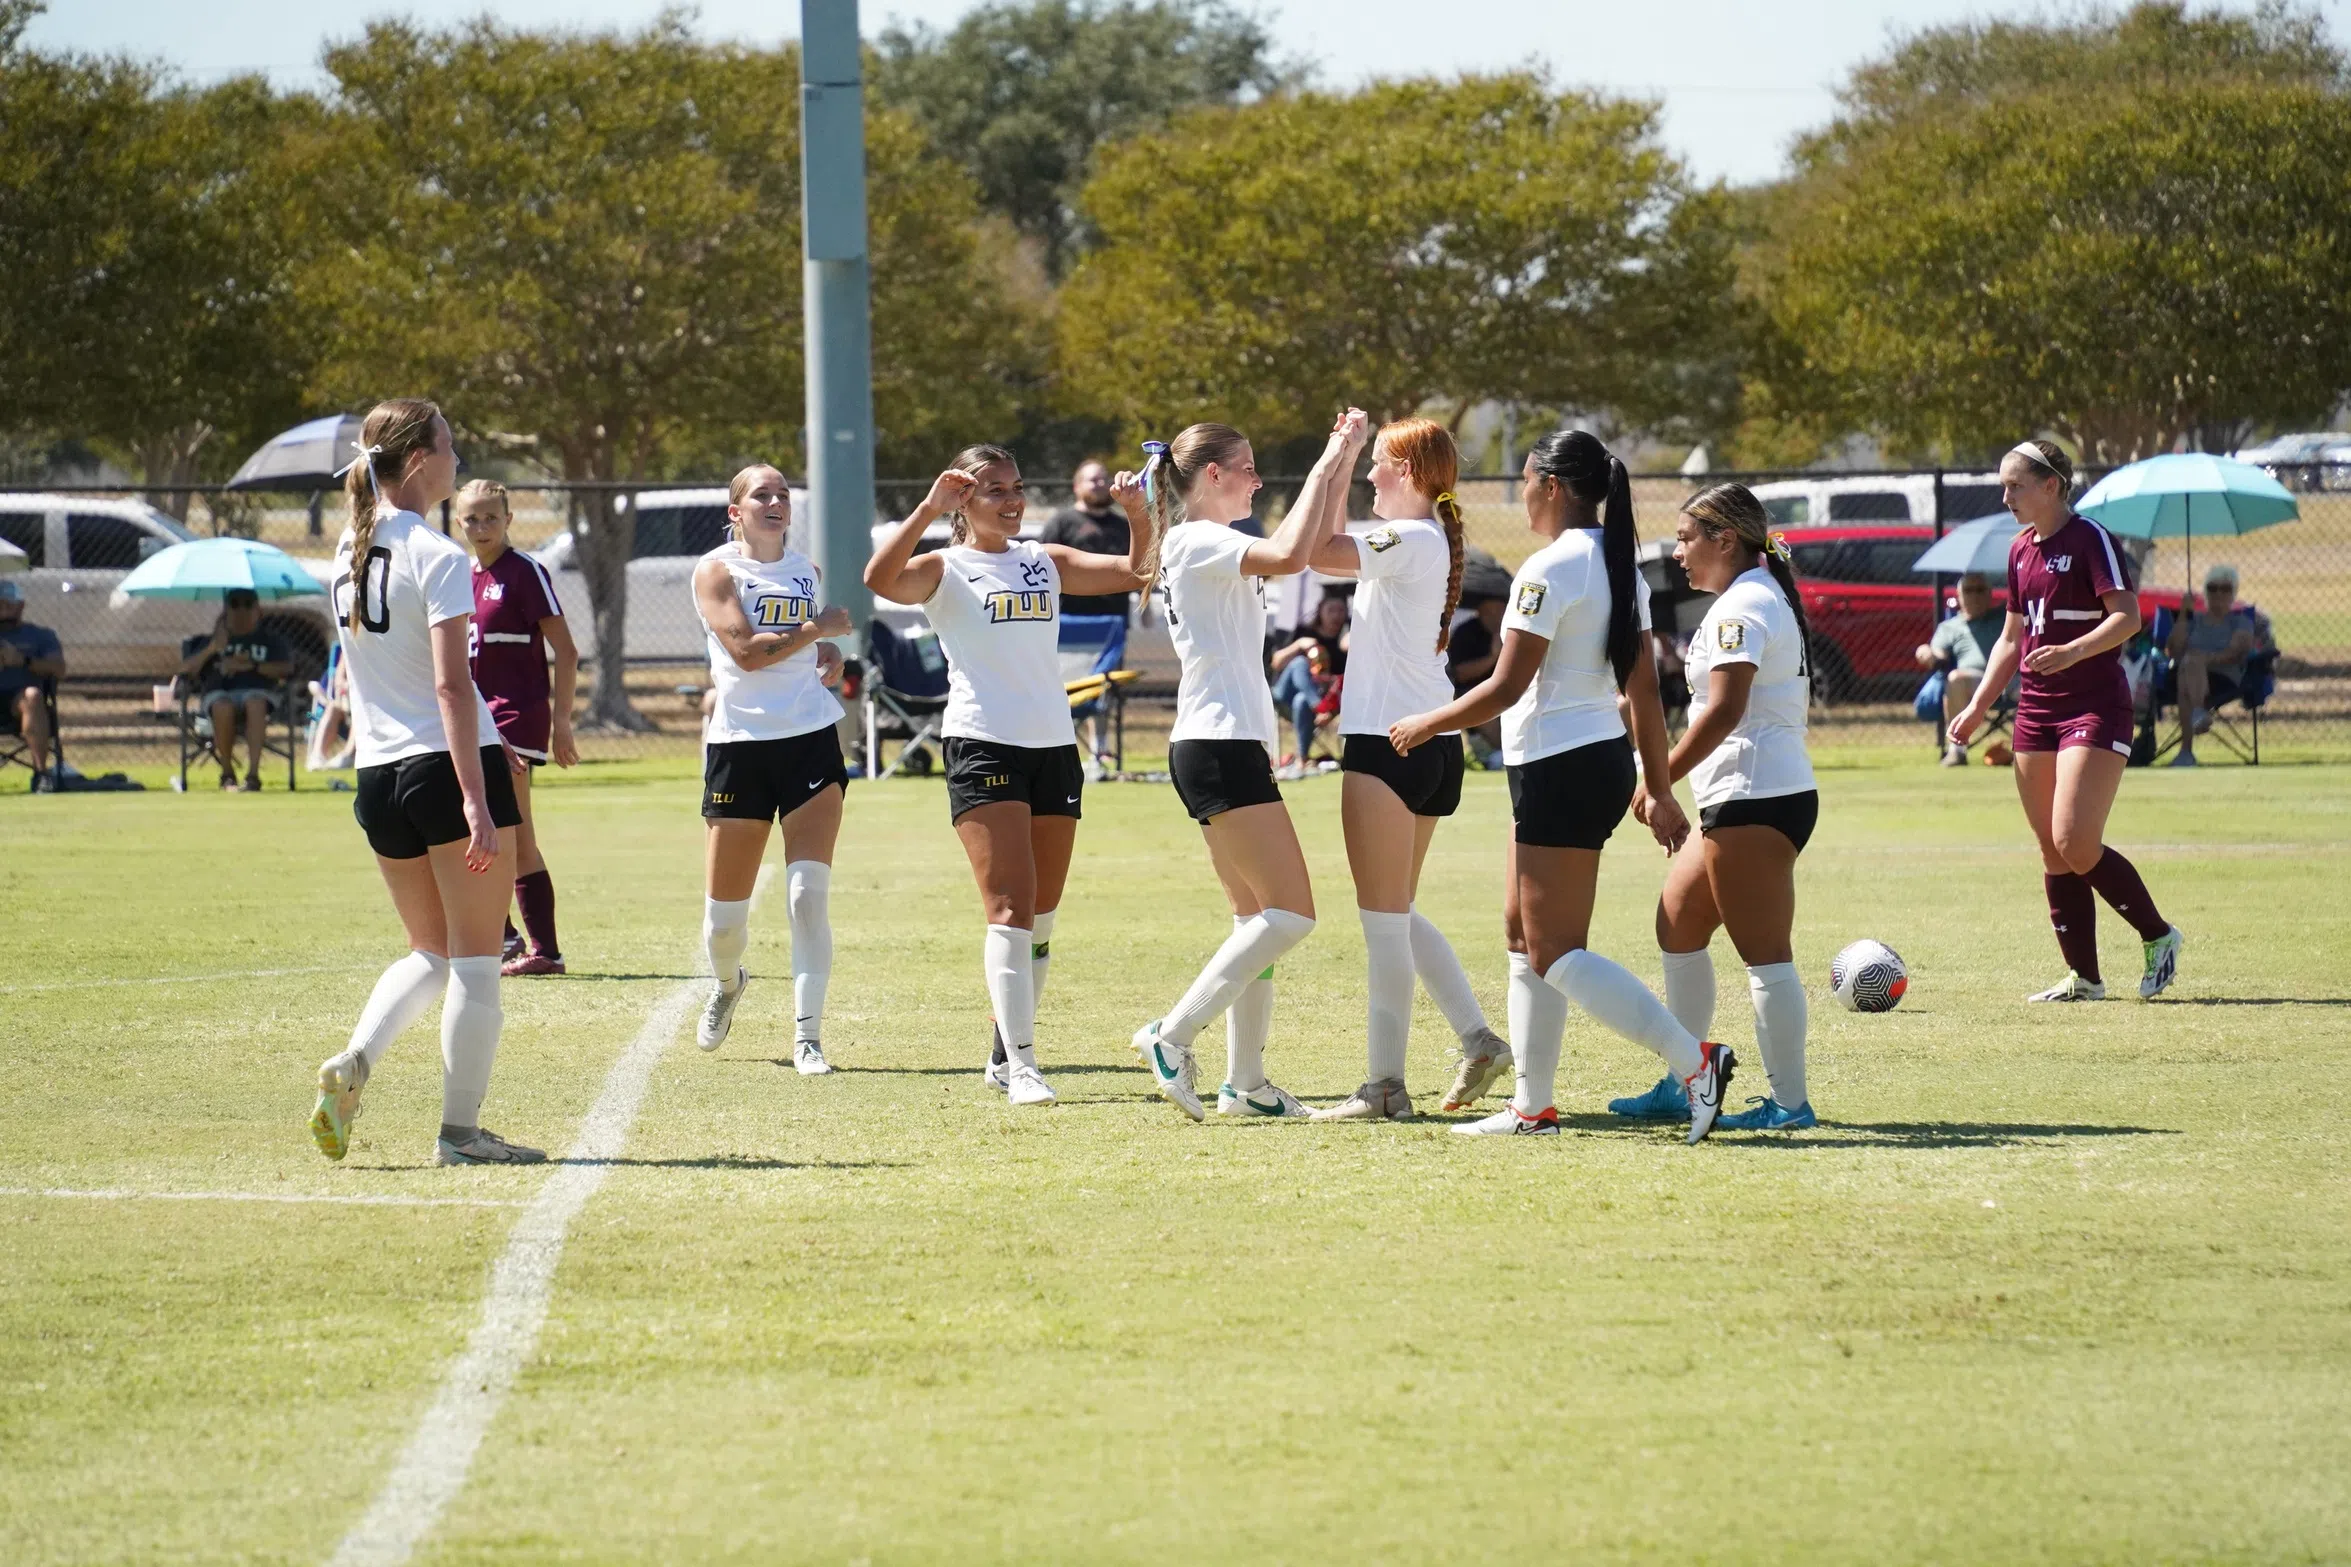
[111,537,326,602]
[2076,453,2300,591]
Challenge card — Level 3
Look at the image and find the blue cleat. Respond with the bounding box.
[1716,1096,1818,1132]
[1608,1073,1688,1120]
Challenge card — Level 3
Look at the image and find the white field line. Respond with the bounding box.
[327,864,765,1567]
[0,1187,524,1209]
[2,963,372,995]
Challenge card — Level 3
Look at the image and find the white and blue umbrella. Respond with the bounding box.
[1910,514,2019,576]
[227,414,366,491]
[2078,453,2300,590]
[112,537,325,602]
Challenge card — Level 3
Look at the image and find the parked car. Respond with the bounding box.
[1638,524,2186,703]
[0,494,336,680]
[1746,474,2008,532]
[2234,432,2351,491]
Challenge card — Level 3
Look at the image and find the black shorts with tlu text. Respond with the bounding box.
[943,737,1084,823]
[702,727,849,822]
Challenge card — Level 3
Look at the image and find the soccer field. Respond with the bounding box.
[6,759,2350,1564]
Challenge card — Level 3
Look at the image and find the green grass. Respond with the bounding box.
[5,761,2351,1564]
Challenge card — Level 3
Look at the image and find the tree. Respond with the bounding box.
[1757,6,2351,463]
[305,17,1029,726]
[872,0,1294,278]
[1055,74,1740,453]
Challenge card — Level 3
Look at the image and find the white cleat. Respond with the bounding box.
[982,1059,1010,1093]
[1133,1021,1205,1122]
[2027,972,2106,1003]
[1681,1042,1736,1145]
[1218,1080,1313,1118]
[1440,1026,1515,1111]
[698,969,749,1051]
[1311,1077,1416,1121]
[1453,1104,1560,1136]
[793,1040,833,1075]
[2139,925,2184,1000]
[434,1127,548,1166]
[1005,1062,1057,1106]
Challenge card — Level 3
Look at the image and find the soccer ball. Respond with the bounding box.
[1830,940,1908,1012]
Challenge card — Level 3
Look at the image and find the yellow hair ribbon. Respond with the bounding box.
[1767,531,1794,563]
[1435,490,1457,509]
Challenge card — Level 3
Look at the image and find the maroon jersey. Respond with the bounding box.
[469,548,563,758]
[2006,513,2133,719]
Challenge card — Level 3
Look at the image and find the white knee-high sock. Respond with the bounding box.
[1409,905,1489,1040]
[1545,948,1703,1080]
[704,896,751,992]
[1509,950,1568,1114]
[345,949,449,1080]
[784,861,831,1044]
[1029,909,1057,1012]
[439,956,503,1133]
[1228,944,1276,1095]
[1747,962,1809,1109]
[1660,947,1717,1043]
[1162,908,1315,1047]
[1360,909,1414,1081]
[984,924,1036,1067]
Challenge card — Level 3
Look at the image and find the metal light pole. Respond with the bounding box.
[800,0,876,629]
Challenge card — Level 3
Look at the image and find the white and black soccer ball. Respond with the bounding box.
[1830,940,1908,1012]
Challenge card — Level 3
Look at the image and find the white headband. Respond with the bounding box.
[2009,442,2064,478]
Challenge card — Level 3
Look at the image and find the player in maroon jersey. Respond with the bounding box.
[459,480,580,977]
[1950,441,2184,1002]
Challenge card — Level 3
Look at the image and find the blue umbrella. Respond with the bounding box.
[112,537,326,602]
[2077,453,2300,590]
[227,414,365,491]
[1910,514,2020,576]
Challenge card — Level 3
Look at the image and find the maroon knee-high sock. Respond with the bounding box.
[2081,848,2167,941]
[2045,873,2100,983]
[515,870,560,958]
[503,915,518,944]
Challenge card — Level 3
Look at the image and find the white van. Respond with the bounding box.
[1747,473,2008,531]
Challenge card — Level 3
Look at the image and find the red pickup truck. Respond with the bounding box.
[1642,525,2187,703]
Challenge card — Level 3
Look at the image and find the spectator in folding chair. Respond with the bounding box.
[0,579,64,790]
[1914,572,2008,766]
[2162,563,2276,767]
[177,588,293,791]
[1268,592,1347,777]
[1059,611,1130,780]
[862,619,951,778]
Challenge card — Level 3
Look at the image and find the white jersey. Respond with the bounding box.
[697,543,844,744]
[1685,565,1815,807]
[331,509,498,769]
[1336,518,1457,735]
[1161,521,1278,745]
[1500,529,1651,765]
[924,538,1077,749]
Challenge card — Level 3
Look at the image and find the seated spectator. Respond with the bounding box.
[1269,592,1347,774]
[1915,572,2005,766]
[0,579,64,788]
[2165,563,2275,767]
[1446,591,1506,765]
[177,588,292,791]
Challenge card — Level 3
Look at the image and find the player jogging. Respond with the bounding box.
[458,479,579,977]
[863,446,1157,1107]
[1614,482,1815,1133]
[693,465,854,1074]
[1305,418,1511,1122]
[307,399,541,1167]
[1391,431,1735,1141]
[1126,411,1366,1121]
[1949,441,2184,1002]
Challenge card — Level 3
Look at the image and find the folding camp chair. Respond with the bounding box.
[862,618,952,780]
[0,675,63,791]
[1059,613,1135,774]
[2142,605,2275,765]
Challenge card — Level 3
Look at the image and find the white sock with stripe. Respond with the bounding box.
[1161,908,1315,1048]
[1029,908,1056,1012]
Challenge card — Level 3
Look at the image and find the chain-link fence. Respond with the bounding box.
[9,464,2347,785]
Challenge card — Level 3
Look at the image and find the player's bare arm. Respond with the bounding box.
[864,470,969,605]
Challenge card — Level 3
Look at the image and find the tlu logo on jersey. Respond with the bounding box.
[985,589,1054,623]
[1514,582,1546,616]
[752,593,814,629]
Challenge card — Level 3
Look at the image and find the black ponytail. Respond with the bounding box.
[1528,429,1642,691]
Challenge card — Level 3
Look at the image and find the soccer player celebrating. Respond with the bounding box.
[1389,431,1733,1141]
[458,479,579,977]
[864,446,1157,1106]
[308,399,541,1167]
[693,465,854,1074]
[1126,410,1366,1121]
[1950,440,2185,1001]
[1305,418,1511,1123]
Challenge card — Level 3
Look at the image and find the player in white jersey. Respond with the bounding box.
[864,444,1157,1107]
[1614,481,1821,1133]
[691,465,854,1074]
[1125,411,1367,1121]
[1392,430,1737,1142]
[306,399,542,1168]
[1303,418,1510,1123]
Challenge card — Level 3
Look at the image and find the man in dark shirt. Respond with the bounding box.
[0,579,65,788]
[1041,461,1134,620]
[177,588,292,790]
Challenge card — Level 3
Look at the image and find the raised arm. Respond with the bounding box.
[1046,470,1158,597]
[1244,409,1368,578]
[863,469,971,605]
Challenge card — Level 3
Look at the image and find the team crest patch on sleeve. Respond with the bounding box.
[1364,526,1401,553]
[1515,581,1546,616]
[1716,620,1746,652]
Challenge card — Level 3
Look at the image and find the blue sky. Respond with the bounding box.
[29,0,2351,185]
